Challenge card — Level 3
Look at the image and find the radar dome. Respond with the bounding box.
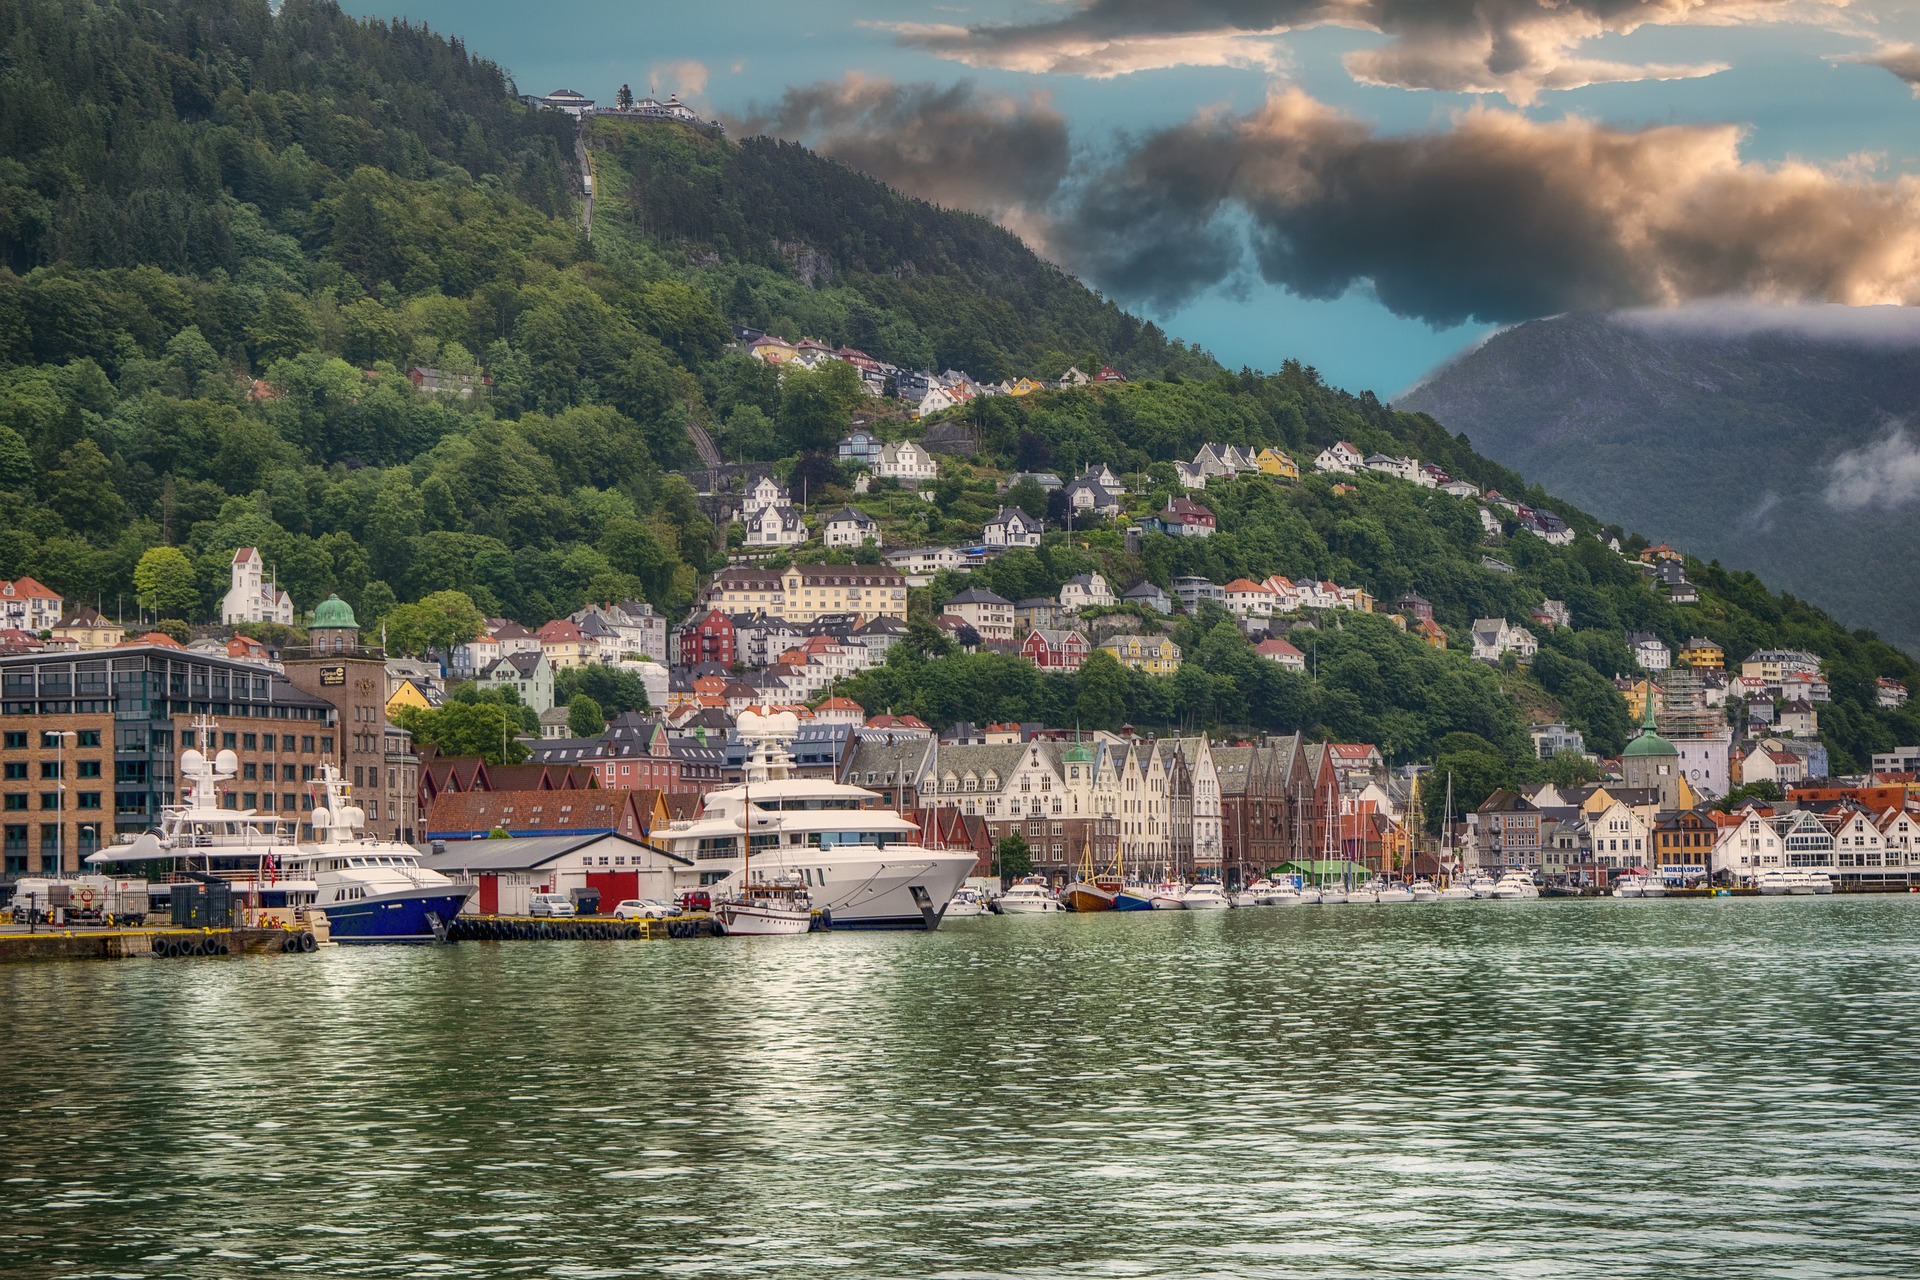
[215,749,239,777]
[180,748,205,776]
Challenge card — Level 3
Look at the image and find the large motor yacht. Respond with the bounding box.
[650,712,976,930]
[89,729,468,942]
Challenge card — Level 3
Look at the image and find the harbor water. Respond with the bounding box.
[3,897,1918,1278]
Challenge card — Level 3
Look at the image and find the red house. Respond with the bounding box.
[678,608,737,668]
[1019,627,1090,672]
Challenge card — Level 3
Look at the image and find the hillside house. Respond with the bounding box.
[1471,618,1537,664]
[983,507,1042,548]
[1629,632,1672,671]
[1059,574,1115,612]
[1314,442,1365,474]
[1019,628,1090,672]
[1122,581,1173,614]
[1254,638,1306,671]
[1099,635,1181,676]
[822,507,881,548]
[945,588,1015,642]
[219,549,293,626]
[874,440,939,484]
[744,503,807,548]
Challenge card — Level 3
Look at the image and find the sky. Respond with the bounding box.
[344,1,1920,397]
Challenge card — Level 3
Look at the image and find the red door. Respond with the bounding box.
[586,872,639,911]
[479,876,499,914]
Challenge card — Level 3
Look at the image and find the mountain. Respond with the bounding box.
[0,0,1915,794]
[1396,308,1920,651]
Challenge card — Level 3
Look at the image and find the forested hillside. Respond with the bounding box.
[1398,309,1920,651]
[0,0,1915,793]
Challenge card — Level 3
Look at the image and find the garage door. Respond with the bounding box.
[585,871,638,910]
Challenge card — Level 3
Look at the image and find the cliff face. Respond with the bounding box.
[1399,309,1920,651]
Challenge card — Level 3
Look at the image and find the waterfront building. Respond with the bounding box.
[0,645,340,880]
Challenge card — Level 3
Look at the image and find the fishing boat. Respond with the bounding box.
[1059,839,1120,912]
[997,878,1062,914]
[90,726,470,943]
[1113,884,1158,911]
[1181,880,1231,910]
[713,875,814,935]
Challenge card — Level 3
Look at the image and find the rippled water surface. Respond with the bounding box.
[4,898,1919,1278]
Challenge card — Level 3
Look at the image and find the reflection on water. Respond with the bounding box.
[3,898,1919,1277]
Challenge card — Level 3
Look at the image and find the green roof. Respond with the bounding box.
[310,594,357,629]
[1621,694,1677,758]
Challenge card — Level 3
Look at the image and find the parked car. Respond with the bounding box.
[612,899,678,920]
[526,893,576,918]
[676,890,712,914]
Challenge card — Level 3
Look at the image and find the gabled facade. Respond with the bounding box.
[1019,628,1090,672]
[983,507,1042,548]
[874,440,939,483]
[1099,635,1181,676]
[1313,441,1365,474]
[744,503,807,548]
[822,506,881,548]
[220,548,293,626]
[1059,573,1115,612]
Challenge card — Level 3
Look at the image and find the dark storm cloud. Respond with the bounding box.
[1048,91,1920,324]
[735,76,1070,222]
[892,0,1854,102]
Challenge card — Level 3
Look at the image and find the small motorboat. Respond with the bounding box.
[1150,883,1188,910]
[1181,880,1232,910]
[1318,886,1349,905]
[1464,873,1499,899]
[1756,870,1794,896]
[1434,880,1474,901]
[1374,880,1415,904]
[996,879,1062,914]
[943,886,991,917]
[1489,870,1540,900]
[1805,870,1835,895]
[1409,878,1441,902]
[1347,884,1379,904]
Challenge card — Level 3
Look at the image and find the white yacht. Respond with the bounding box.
[650,712,976,930]
[997,879,1062,914]
[1464,872,1499,899]
[1489,870,1540,900]
[1756,869,1794,895]
[89,730,468,943]
[943,885,991,917]
[1346,883,1379,904]
[1409,879,1441,902]
[1150,883,1188,910]
[1434,880,1474,901]
[1317,886,1350,905]
[1612,874,1666,899]
[1804,870,1835,895]
[713,875,813,936]
[1181,881,1232,910]
[1373,880,1415,904]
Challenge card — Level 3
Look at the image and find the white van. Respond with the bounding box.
[526,893,576,919]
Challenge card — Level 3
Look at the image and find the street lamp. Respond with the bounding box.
[53,730,76,879]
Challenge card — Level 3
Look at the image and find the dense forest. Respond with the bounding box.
[0,0,1915,797]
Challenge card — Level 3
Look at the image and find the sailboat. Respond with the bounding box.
[710,712,815,937]
[1434,771,1474,900]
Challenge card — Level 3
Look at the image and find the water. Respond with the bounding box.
[4,898,1919,1278]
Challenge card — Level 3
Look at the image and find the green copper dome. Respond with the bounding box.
[310,594,358,630]
[1621,693,1677,758]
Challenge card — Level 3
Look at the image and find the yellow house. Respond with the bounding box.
[50,607,124,650]
[1008,377,1043,396]
[1678,637,1724,671]
[385,678,438,719]
[779,564,909,622]
[1620,678,1661,721]
[536,620,594,670]
[1099,635,1181,676]
[1255,448,1299,480]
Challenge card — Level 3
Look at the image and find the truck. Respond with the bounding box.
[9,877,150,925]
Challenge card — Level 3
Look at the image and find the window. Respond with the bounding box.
[320,737,332,754]
[39,793,59,810]
[302,736,315,753]
[2,732,23,749]
[243,733,257,750]
[3,795,24,811]
[77,792,100,810]
[76,760,99,778]
[222,733,237,750]
[2,763,21,780]
[75,730,99,748]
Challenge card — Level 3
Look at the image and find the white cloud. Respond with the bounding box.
[1825,426,1920,510]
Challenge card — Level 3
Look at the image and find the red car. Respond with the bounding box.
[676,890,712,914]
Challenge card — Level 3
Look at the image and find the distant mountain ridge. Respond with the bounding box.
[1398,308,1920,651]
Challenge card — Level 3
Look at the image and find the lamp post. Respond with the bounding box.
[53,729,76,879]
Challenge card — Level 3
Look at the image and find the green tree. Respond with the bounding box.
[1544,750,1601,787]
[152,618,192,645]
[382,590,486,658]
[1075,649,1127,730]
[393,701,529,764]
[133,546,199,617]
[555,663,650,715]
[566,694,606,737]
[995,833,1033,885]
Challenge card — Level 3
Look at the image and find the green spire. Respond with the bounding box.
[1623,682,1678,759]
